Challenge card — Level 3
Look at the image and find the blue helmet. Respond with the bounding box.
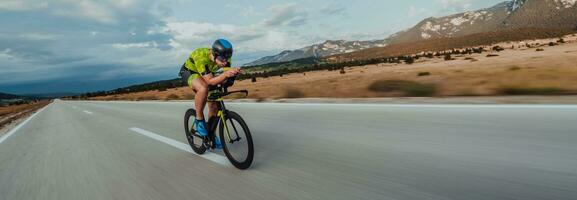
[212,39,233,60]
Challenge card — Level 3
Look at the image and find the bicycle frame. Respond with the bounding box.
[205,88,248,146]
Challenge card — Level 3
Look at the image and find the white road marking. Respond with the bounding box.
[0,105,49,144]
[129,127,231,167]
[83,110,93,115]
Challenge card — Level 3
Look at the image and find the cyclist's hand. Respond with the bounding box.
[225,68,241,77]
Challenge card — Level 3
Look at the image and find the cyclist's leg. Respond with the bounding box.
[191,77,208,120]
[206,101,222,149]
[207,102,218,118]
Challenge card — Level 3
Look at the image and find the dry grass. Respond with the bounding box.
[0,100,50,128]
[90,34,577,100]
[282,88,305,98]
[0,101,48,117]
[165,93,180,100]
[0,103,32,117]
[137,95,159,101]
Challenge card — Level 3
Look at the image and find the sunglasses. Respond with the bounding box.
[216,56,230,63]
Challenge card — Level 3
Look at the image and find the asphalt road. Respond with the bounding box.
[1,100,576,200]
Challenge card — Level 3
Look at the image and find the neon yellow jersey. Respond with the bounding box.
[184,48,232,75]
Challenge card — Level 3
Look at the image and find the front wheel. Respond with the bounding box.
[219,111,254,169]
[184,108,206,154]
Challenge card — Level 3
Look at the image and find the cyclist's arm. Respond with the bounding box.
[201,73,229,86]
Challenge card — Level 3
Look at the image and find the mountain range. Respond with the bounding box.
[0,92,71,100]
[245,0,577,66]
[0,92,24,100]
[244,39,388,66]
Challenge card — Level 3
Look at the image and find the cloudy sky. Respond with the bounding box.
[0,0,505,95]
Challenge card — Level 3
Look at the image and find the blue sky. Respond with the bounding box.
[0,0,505,95]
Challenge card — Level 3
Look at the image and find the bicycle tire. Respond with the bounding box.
[184,108,206,154]
[218,111,254,169]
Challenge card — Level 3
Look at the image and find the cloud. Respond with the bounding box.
[0,0,48,11]
[0,1,351,94]
[408,6,429,18]
[51,1,118,24]
[320,4,347,16]
[112,41,159,49]
[0,0,175,92]
[436,0,474,13]
[155,21,311,54]
[263,4,308,27]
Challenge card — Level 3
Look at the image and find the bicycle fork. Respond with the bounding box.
[218,110,242,144]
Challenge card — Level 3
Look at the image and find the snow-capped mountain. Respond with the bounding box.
[508,0,527,13]
[388,0,577,44]
[244,39,387,66]
[245,0,577,66]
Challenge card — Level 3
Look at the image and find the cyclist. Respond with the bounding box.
[179,39,241,148]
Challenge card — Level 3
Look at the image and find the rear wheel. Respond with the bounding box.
[219,111,254,169]
[184,109,206,154]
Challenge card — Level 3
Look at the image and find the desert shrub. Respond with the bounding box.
[368,80,437,97]
[165,94,180,100]
[508,66,521,71]
[339,68,346,74]
[444,54,452,61]
[418,72,431,76]
[498,86,568,95]
[558,38,565,43]
[283,88,305,98]
[486,54,499,57]
[536,48,544,51]
[251,77,257,82]
[548,42,557,46]
[405,56,415,64]
[492,46,505,52]
[473,47,484,54]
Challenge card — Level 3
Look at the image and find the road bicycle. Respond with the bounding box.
[184,79,254,169]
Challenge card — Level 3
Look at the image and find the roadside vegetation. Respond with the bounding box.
[74,32,577,100]
[497,86,570,95]
[368,80,437,97]
[0,100,50,129]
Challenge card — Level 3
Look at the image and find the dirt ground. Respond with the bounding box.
[90,34,577,101]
